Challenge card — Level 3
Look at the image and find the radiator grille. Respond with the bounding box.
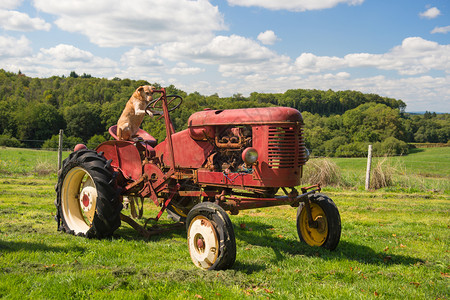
[268,125,307,169]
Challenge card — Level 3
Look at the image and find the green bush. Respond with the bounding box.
[322,136,349,157]
[374,137,409,156]
[87,134,107,148]
[0,134,23,147]
[335,142,368,157]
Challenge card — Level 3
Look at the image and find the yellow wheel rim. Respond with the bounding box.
[171,205,187,217]
[299,203,328,246]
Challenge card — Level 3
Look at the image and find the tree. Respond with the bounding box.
[64,102,103,141]
[15,102,64,146]
[342,103,405,142]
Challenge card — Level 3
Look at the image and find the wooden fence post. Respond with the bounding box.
[365,144,373,190]
[58,129,63,171]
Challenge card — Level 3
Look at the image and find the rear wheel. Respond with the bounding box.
[296,194,341,250]
[55,149,122,238]
[186,202,236,270]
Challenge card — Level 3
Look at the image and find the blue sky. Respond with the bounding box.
[0,0,449,112]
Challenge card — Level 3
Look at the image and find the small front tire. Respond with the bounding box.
[296,194,341,250]
[186,202,236,270]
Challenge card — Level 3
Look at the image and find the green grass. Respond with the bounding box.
[0,147,70,177]
[0,147,449,299]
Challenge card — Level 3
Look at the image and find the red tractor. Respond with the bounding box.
[55,88,341,270]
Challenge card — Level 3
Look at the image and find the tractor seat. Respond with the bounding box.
[109,125,157,147]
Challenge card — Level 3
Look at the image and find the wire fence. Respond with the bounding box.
[8,139,102,151]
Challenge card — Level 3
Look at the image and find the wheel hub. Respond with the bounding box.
[315,216,326,233]
[300,203,328,246]
[195,234,206,252]
[79,186,95,212]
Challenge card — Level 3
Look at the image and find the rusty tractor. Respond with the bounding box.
[55,88,341,270]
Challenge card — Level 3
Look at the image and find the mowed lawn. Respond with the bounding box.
[0,147,449,299]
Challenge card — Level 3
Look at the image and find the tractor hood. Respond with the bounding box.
[188,107,303,127]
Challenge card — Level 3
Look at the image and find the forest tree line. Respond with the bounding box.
[0,69,448,157]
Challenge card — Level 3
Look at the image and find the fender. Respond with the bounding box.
[96,140,142,181]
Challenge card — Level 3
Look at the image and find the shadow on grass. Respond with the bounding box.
[408,148,425,154]
[233,221,422,269]
[0,240,85,253]
[105,219,422,273]
[113,223,186,242]
[233,261,267,274]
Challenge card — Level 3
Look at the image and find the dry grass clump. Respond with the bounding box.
[302,158,342,186]
[370,157,395,189]
[32,160,57,176]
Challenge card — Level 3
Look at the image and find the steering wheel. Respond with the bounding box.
[145,94,183,116]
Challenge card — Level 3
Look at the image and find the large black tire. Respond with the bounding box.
[186,202,236,270]
[296,193,341,250]
[55,149,122,239]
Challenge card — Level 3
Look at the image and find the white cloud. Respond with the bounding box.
[0,10,51,31]
[156,34,294,79]
[161,35,284,66]
[38,44,95,63]
[8,44,120,77]
[194,35,277,64]
[167,63,205,75]
[121,48,164,68]
[33,0,226,47]
[294,37,450,75]
[295,53,345,73]
[257,30,279,45]
[0,35,32,58]
[419,7,441,19]
[431,25,450,34]
[0,0,22,9]
[227,0,364,11]
[212,72,450,112]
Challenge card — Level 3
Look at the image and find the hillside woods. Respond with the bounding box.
[0,69,448,156]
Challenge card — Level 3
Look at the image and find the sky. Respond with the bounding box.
[0,0,449,112]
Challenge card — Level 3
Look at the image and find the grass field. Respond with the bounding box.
[325,147,450,193]
[0,147,449,299]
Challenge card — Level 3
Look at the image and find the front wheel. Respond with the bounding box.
[55,149,122,238]
[296,194,341,250]
[186,202,236,270]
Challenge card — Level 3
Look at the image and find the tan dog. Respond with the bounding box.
[117,85,155,140]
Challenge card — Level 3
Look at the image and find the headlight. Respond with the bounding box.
[242,147,258,165]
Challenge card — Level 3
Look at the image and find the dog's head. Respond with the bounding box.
[134,85,154,102]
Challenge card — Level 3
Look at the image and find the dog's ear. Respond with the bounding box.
[133,86,145,99]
